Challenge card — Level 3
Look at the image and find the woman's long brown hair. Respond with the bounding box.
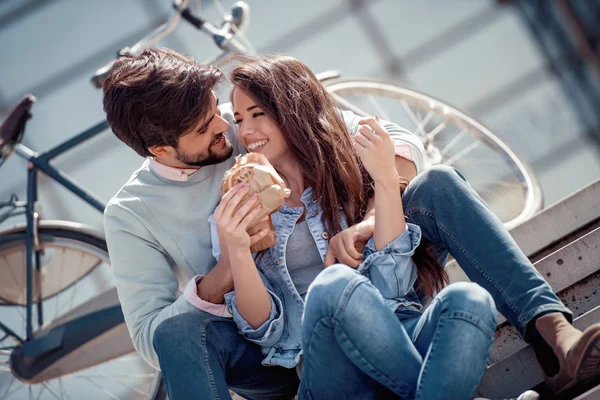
[230,55,448,297]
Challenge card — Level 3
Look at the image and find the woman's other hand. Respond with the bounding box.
[324,217,374,268]
[214,183,265,254]
[354,116,399,186]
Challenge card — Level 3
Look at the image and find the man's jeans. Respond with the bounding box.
[153,312,299,400]
[402,165,570,335]
[299,266,498,400]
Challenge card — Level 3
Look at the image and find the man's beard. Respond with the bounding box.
[175,134,234,167]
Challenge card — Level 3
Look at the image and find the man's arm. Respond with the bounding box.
[105,203,204,370]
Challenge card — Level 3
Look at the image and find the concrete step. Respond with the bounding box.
[490,226,600,359]
[476,305,600,399]
[574,384,600,400]
[510,178,600,258]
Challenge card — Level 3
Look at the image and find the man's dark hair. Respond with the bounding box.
[102,47,224,157]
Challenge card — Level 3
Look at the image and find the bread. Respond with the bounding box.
[220,153,291,253]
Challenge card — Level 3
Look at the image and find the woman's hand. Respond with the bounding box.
[354,116,399,186]
[214,183,265,254]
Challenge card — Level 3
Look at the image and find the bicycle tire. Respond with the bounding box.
[0,221,165,400]
[323,77,543,230]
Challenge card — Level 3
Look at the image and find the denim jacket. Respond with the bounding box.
[209,187,422,369]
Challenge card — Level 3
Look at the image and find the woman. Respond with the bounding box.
[211,55,497,400]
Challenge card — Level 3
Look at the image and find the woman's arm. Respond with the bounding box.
[353,117,406,251]
[213,183,272,328]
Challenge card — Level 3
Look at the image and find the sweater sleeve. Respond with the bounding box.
[104,201,204,370]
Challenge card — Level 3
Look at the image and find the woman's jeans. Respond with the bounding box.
[299,266,498,400]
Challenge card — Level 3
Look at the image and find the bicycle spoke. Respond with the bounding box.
[81,376,121,400]
[330,94,369,117]
[414,109,435,138]
[96,371,148,396]
[440,129,467,156]
[35,384,46,400]
[366,96,390,121]
[401,100,426,137]
[65,254,83,312]
[76,373,154,379]
[426,120,446,141]
[2,376,15,397]
[58,378,74,400]
[1,255,22,301]
[443,141,481,166]
[3,378,23,399]
[41,382,63,400]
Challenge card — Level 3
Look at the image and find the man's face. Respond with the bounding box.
[173,94,233,167]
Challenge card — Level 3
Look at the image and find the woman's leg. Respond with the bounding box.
[401,166,600,393]
[409,282,498,400]
[300,264,422,400]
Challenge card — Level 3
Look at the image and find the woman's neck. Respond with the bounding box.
[273,159,305,207]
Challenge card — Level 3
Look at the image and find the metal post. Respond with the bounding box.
[24,165,37,340]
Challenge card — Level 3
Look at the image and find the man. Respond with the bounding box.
[103,47,599,399]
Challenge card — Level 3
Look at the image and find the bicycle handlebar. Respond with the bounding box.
[90,1,250,89]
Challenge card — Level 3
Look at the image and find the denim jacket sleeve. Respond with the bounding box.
[209,214,285,346]
[224,282,285,347]
[357,223,421,299]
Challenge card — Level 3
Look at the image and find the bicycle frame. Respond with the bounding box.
[0,119,109,342]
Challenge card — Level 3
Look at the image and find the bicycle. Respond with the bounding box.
[0,1,543,399]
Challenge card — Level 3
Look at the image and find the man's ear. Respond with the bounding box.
[148,145,172,158]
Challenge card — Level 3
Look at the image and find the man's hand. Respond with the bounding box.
[324,216,374,268]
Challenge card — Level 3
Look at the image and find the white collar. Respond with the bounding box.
[148,158,199,182]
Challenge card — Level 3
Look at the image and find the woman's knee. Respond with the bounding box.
[305,264,365,319]
[438,282,497,323]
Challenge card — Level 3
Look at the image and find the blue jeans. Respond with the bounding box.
[299,266,498,400]
[402,166,570,334]
[153,311,300,400]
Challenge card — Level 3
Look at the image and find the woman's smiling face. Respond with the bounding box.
[232,87,292,168]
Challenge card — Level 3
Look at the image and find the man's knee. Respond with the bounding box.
[153,312,236,359]
[413,165,467,193]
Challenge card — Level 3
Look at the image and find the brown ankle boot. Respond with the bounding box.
[539,320,600,396]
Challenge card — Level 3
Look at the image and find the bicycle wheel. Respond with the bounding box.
[0,221,165,400]
[323,77,543,229]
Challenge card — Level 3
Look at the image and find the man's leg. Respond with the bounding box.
[402,165,600,393]
[153,311,299,400]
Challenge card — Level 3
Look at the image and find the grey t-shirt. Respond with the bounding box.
[285,221,324,299]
